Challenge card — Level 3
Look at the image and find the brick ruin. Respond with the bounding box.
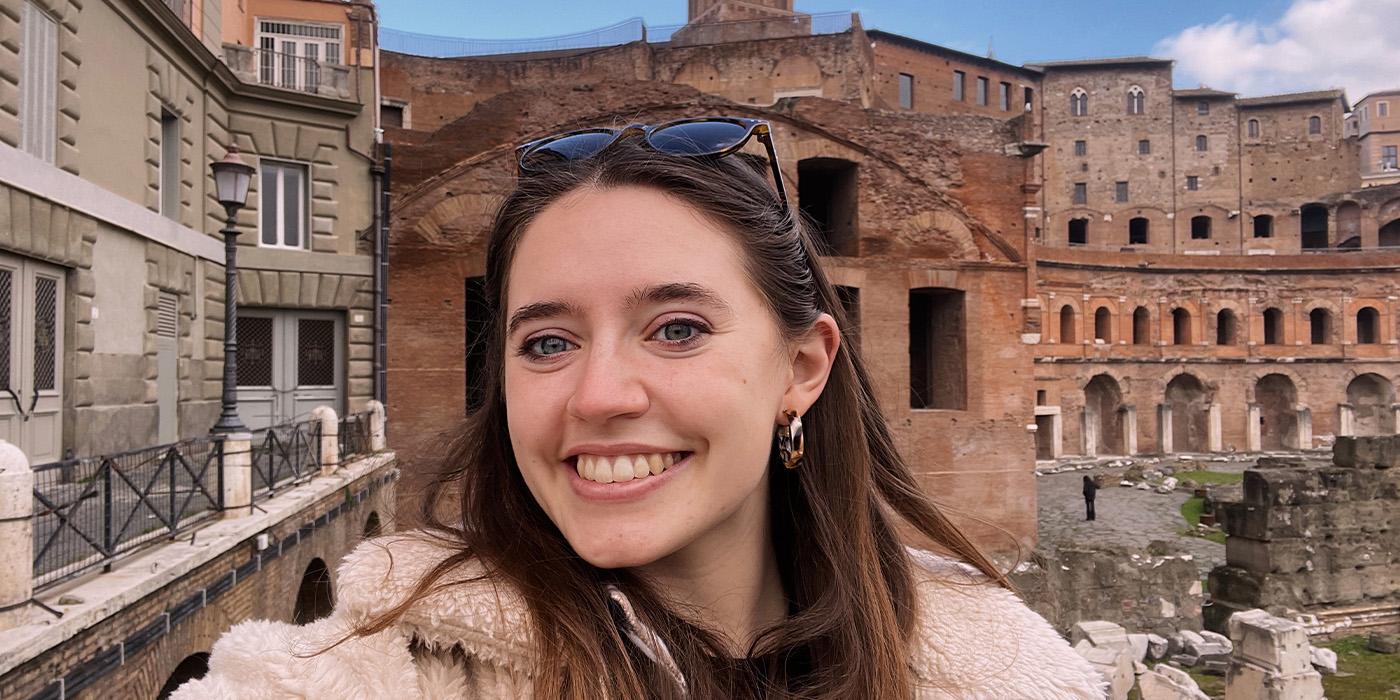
[1208,436,1400,632]
[378,1,1400,555]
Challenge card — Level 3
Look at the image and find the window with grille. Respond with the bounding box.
[1196,134,1208,151]
[33,275,55,391]
[297,319,335,386]
[1247,119,1260,138]
[1197,101,1209,115]
[1073,182,1087,205]
[260,160,309,249]
[898,73,913,109]
[1308,116,1321,134]
[0,269,10,392]
[20,1,57,162]
[1138,139,1150,155]
[1115,181,1129,203]
[1074,140,1086,156]
[237,316,274,386]
[1186,175,1199,191]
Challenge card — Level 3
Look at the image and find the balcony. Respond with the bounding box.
[223,44,352,101]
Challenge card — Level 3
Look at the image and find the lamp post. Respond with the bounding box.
[210,145,255,434]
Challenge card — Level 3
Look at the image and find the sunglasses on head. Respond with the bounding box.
[515,116,790,216]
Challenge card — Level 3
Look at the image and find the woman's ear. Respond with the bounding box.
[781,312,841,420]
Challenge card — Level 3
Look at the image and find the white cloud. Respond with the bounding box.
[1155,0,1400,103]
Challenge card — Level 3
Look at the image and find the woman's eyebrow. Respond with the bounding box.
[506,300,582,336]
[625,282,733,315]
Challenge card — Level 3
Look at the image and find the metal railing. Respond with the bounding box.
[338,412,372,463]
[378,11,856,58]
[32,438,224,590]
[256,48,326,94]
[251,419,322,501]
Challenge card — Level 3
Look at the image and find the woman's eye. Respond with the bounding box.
[652,320,708,345]
[527,336,574,356]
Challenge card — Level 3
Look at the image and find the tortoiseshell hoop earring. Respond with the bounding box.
[777,410,805,470]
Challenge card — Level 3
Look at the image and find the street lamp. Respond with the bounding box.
[210,144,255,434]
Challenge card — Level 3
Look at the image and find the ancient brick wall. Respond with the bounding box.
[1173,95,1243,252]
[1206,437,1400,631]
[867,34,1039,120]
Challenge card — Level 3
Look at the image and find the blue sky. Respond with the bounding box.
[376,0,1399,99]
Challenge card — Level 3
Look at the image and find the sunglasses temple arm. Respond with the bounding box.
[762,136,792,218]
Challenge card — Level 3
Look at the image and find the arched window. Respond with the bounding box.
[1195,134,1208,151]
[1191,215,1212,240]
[1060,305,1077,344]
[1263,307,1284,345]
[1070,88,1088,117]
[1094,307,1112,343]
[1253,214,1273,238]
[1172,308,1192,345]
[1128,217,1149,245]
[1309,308,1332,344]
[1132,306,1150,345]
[1357,306,1381,344]
[1127,85,1145,115]
[1308,115,1322,134]
[1216,309,1237,345]
[1247,119,1260,138]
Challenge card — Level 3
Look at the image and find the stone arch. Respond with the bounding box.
[1336,200,1362,245]
[1093,305,1113,343]
[1059,303,1078,344]
[771,55,823,93]
[1171,306,1193,345]
[1380,197,1400,247]
[1255,373,1299,451]
[1262,306,1285,345]
[364,511,382,538]
[672,61,722,92]
[1357,306,1382,344]
[1084,373,1125,455]
[1131,305,1153,345]
[1212,302,1244,345]
[1304,300,1340,344]
[294,557,335,625]
[1382,217,1400,248]
[1247,366,1309,399]
[156,652,210,699]
[1165,372,1211,452]
[1347,373,1396,436]
[410,192,504,249]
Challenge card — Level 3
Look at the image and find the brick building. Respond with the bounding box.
[378,1,1400,554]
[1350,89,1400,189]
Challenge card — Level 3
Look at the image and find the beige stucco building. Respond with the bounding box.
[0,0,381,461]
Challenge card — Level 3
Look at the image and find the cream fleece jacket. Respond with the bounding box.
[171,533,1106,699]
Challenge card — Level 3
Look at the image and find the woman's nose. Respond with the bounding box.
[565,344,650,423]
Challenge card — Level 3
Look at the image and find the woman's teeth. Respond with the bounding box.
[575,453,684,483]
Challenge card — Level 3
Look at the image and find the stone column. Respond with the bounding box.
[1122,405,1138,455]
[1246,403,1262,452]
[1159,403,1174,453]
[311,405,339,476]
[1208,403,1224,452]
[1296,406,1313,449]
[1082,409,1098,457]
[1338,403,1354,437]
[221,433,254,519]
[0,440,32,630]
[1393,404,1400,435]
[367,400,387,452]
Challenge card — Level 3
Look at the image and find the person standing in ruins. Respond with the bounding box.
[1083,474,1099,521]
[176,118,1104,699]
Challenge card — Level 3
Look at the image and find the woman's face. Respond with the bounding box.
[503,185,794,569]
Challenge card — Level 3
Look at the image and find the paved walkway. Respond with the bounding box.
[1036,461,1232,577]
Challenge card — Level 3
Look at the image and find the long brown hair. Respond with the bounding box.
[370,136,1010,698]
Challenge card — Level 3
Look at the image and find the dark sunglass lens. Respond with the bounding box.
[648,121,751,156]
[521,131,617,169]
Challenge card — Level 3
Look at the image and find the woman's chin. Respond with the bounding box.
[567,533,670,570]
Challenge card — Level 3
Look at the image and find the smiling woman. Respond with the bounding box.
[173,121,1104,699]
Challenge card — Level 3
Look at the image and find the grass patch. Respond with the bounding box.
[1185,668,1225,698]
[1180,496,1226,544]
[1320,635,1400,698]
[1175,470,1245,486]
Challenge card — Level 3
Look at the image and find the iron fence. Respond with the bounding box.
[31,438,224,590]
[338,412,372,463]
[251,419,321,502]
[256,48,324,94]
[379,11,856,58]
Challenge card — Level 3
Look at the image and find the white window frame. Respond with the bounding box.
[258,158,310,250]
[1380,102,1390,118]
[255,18,343,92]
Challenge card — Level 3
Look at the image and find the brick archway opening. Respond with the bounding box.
[1085,374,1124,455]
[1348,373,1396,436]
[294,558,336,625]
[156,652,210,699]
[1166,373,1209,452]
[1256,374,1298,451]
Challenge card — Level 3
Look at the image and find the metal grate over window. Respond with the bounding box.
[297,319,335,386]
[157,293,179,338]
[237,316,274,386]
[33,275,55,391]
[259,20,341,40]
[0,269,10,392]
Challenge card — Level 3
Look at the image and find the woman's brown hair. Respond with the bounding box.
[364,136,1011,698]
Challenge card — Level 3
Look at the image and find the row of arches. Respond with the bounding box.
[154,511,381,698]
[1046,373,1396,459]
[1055,302,1387,346]
[1060,204,1400,249]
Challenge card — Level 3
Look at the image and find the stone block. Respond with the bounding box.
[1146,633,1170,660]
[1224,660,1323,700]
[1077,643,1135,700]
[1367,633,1399,654]
[1127,633,1149,663]
[1139,664,1210,700]
[1307,646,1335,675]
[1227,609,1312,676]
[1071,620,1130,650]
